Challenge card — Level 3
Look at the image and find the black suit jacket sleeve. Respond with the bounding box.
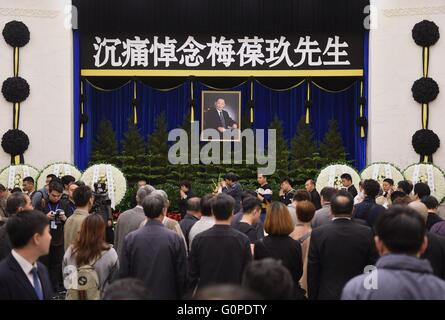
[367,231,379,266]
[348,185,358,198]
[174,235,188,299]
[119,236,131,279]
[204,109,237,130]
[188,237,200,293]
[307,233,320,300]
[223,110,236,127]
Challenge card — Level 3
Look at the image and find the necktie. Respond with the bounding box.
[218,111,226,128]
[31,267,44,300]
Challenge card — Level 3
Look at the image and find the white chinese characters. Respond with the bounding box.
[92,35,352,68]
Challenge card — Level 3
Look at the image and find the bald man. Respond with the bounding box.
[307,191,377,300]
[179,197,201,249]
[408,201,445,280]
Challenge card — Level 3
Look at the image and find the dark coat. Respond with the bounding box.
[422,232,445,280]
[307,218,378,300]
[0,254,54,300]
[353,197,386,227]
[204,108,237,130]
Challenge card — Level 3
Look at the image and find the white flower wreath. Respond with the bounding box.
[81,164,127,209]
[315,163,361,193]
[36,162,82,189]
[360,162,404,188]
[0,164,40,190]
[403,163,445,202]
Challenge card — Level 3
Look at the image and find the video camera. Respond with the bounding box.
[92,182,112,221]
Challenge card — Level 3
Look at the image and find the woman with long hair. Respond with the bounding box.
[63,213,119,299]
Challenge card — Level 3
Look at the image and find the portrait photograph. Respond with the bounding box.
[201,91,241,142]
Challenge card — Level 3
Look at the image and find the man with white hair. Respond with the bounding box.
[140,189,187,250]
[114,184,155,258]
[409,201,445,280]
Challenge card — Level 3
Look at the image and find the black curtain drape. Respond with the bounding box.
[73,0,369,34]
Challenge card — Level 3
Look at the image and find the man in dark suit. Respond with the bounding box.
[204,97,238,138]
[353,179,386,227]
[408,201,445,280]
[178,180,195,219]
[305,179,322,210]
[307,191,378,300]
[341,173,358,198]
[119,193,187,299]
[0,210,54,300]
[221,172,243,213]
[188,193,252,294]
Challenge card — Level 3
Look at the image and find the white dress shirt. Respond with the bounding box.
[11,249,38,288]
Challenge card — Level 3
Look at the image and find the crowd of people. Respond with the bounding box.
[1,171,445,300]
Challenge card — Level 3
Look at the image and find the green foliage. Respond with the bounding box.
[91,113,349,213]
[122,120,146,158]
[319,119,347,166]
[289,116,320,187]
[268,115,289,184]
[147,113,170,185]
[90,120,118,165]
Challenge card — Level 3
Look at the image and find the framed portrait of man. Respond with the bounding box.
[201,91,241,142]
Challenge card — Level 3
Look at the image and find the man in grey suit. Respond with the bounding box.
[312,187,337,229]
[120,193,187,299]
[114,184,155,258]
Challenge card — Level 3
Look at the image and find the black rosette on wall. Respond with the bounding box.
[1,129,30,164]
[410,20,441,163]
[2,76,30,103]
[412,20,440,47]
[412,129,440,163]
[411,77,439,104]
[2,20,30,48]
[2,20,30,164]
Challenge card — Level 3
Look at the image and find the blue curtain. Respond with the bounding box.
[73,31,368,171]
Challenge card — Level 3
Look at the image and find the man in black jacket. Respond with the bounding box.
[307,191,378,300]
[39,181,69,292]
[305,179,321,210]
[179,180,194,219]
[341,173,358,198]
[189,193,252,294]
[353,179,386,227]
[0,210,54,300]
[204,97,238,139]
[221,173,243,213]
[408,201,445,280]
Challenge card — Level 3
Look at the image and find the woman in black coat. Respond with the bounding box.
[254,201,305,299]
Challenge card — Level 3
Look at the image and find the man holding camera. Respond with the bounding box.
[39,181,69,293]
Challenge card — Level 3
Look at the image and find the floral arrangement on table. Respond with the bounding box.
[403,163,445,202]
[81,164,127,209]
[360,162,404,188]
[315,163,361,193]
[36,162,82,189]
[0,164,39,190]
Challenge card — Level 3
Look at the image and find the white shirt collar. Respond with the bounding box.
[136,205,143,209]
[11,249,36,275]
[332,217,351,221]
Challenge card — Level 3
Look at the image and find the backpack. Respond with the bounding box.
[65,257,102,300]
